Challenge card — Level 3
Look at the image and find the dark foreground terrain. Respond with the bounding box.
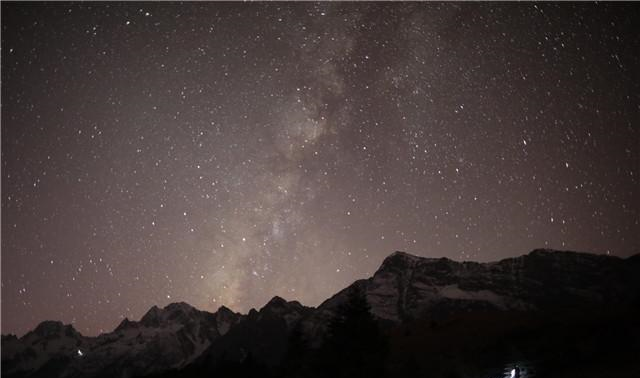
[3,249,640,378]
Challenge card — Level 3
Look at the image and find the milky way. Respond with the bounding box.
[2,3,638,336]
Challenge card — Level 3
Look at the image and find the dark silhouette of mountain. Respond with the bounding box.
[3,249,639,378]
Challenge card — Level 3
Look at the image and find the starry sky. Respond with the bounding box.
[2,2,638,336]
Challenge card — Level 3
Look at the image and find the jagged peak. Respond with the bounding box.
[139,305,163,327]
[142,305,161,317]
[115,317,137,332]
[265,295,288,307]
[215,305,241,325]
[287,299,305,308]
[261,296,308,311]
[164,301,196,313]
[215,305,235,315]
[147,304,160,312]
[35,320,65,330]
[34,320,68,333]
[378,251,424,272]
[30,320,79,339]
[260,296,293,314]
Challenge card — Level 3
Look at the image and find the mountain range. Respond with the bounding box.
[3,249,639,378]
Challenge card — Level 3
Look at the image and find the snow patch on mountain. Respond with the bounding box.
[3,249,637,378]
[438,284,505,307]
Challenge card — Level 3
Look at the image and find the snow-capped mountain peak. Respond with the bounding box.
[3,249,638,378]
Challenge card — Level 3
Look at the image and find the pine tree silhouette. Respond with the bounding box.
[318,286,388,378]
[280,323,311,377]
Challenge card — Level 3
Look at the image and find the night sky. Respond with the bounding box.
[2,2,638,336]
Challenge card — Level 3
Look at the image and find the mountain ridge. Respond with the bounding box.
[3,248,637,340]
[3,248,639,378]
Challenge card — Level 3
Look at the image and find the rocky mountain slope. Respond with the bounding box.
[2,302,243,378]
[3,249,638,378]
[302,249,639,342]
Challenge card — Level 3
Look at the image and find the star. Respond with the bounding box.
[1,2,637,336]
